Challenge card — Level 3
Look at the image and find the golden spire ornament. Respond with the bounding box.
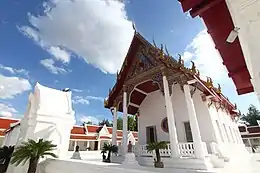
[190,61,196,74]
[104,98,108,107]
[206,77,213,88]
[178,54,184,68]
[216,83,221,94]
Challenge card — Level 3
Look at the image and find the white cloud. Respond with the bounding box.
[0,75,31,99]
[0,64,29,76]
[182,51,193,61]
[40,59,70,74]
[47,46,70,63]
[72,95,104,105]
[19,0,134,74]
[72,96,90,105]
[0,103,18,117]
[79,115,100,124]
[71,89,83,93]
[18,26,71,64]
[86,96,104,102]
[183,30,227,82]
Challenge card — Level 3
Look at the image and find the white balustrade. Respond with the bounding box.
[178,142,195,157]
[136,143,200,158]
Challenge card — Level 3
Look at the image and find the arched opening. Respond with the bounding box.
[125,80,160,115]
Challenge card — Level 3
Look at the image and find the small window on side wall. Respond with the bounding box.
[184,121,193,142]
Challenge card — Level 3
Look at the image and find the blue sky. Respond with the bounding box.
[0,0,259,124]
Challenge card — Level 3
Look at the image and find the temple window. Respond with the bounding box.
[184,121,193,142]
[146,126,157,144]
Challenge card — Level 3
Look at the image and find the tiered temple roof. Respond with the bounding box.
[104,31,237,117]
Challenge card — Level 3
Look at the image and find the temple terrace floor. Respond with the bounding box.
[54,151,260,173]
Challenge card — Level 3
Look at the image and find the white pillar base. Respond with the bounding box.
[121,153,139,166]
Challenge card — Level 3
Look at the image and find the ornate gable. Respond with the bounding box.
[125,44,162,81]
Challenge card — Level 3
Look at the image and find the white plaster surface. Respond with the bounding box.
[37,153,260,173]
[6,83,76,173]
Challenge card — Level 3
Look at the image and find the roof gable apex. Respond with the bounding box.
[98,124,110,135]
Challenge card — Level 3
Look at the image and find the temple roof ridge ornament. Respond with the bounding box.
[190,61,197,75]
[216,83,222,94]
[205,77,213,89]
[132,22,136,33]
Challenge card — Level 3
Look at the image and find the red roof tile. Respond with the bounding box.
[107,127,113,134]
[71,126,85,134]
[70,135,97,140]
[0,118,19,129]
[87,125,102,133]
[132,132,138,138]
[247,127,260,133]
[99,136,111,139]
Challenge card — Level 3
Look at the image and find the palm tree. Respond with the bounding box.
[11,139,57,173]
[100,150,107,161]
[147,141,168,168]
[0,146,14,172]
[102,143,118,162]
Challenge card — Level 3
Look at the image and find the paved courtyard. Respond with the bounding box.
[64,152,260,173]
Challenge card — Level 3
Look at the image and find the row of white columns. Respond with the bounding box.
[162,75,205,159]
[111,91,128,155]
[110,74,205,159]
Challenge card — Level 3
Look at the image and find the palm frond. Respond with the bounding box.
[147,141,168,152]
[11,138,57,166]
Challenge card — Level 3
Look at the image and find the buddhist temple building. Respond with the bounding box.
[178,0,260,102]
[104,31,248,170]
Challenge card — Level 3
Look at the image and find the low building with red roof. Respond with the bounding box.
[239,124,260,149]
[0,117,138,151]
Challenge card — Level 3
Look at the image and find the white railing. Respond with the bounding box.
[133,144,171,157]
[178,142,195,157]
[135,143,197,157]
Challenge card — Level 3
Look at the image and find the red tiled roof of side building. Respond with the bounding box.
[71,126,85,135]
[0,130,5,136]
[117,131,123,136]
[70,135,97,140]
[107,127,113,134]
[132,132,138,137]
[0,117,19,129]
[242,134,260,138]
[247,126,260,133]
[87,125,102,133]
[99,136,111,139]
[238,126,247,133]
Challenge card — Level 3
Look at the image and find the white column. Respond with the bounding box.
[112,107,118,146]
[162,75,179,157]
[122,91,128,155]
[183,84,205,159]
[97,141,101,150]
[74,141,78,151]
[248,138,252,147]
[86,141,90,149]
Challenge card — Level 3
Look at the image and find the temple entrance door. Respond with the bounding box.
[146,126,157,144]
[94,141,98,150]
[184,121,193,142]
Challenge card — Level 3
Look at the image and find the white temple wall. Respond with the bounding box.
[171,84,190,143]
[139,90,168,145]
[139,84,192,145]
[6,83,76,173]
[209,106,229,144]
[192,91,217,144]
